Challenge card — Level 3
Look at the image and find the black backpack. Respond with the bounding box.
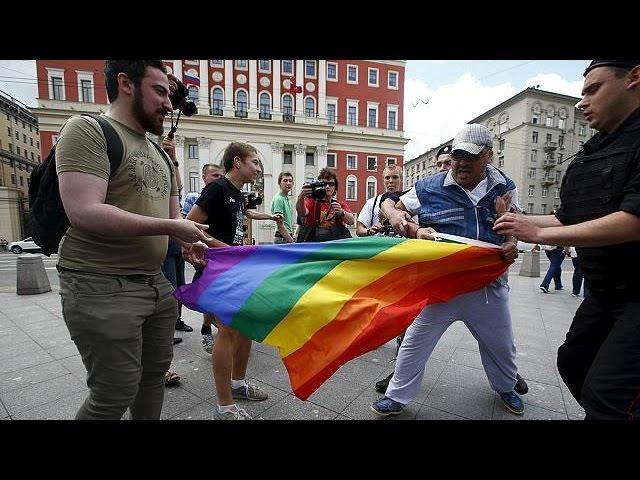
[28,114,171,256]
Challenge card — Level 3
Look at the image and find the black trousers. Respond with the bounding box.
[557,295,640,420]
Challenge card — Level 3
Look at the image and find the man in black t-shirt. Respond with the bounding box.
[184,141,281,420]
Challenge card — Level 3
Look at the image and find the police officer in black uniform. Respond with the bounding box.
[494,59,640,420]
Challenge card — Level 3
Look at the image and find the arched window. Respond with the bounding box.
[366,176,377,199]
[188,85,199,104]
[235,90,247,117]
[346,174,357,201]
[211,87,223,115]
[259,92,271,119]
[304,97,315,117]
[282,94,294,121]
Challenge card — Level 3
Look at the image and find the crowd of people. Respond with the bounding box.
[51,59,639,421]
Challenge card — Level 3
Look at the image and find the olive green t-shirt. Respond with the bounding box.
[55,114,177,275]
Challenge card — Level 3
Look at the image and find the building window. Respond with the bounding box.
[346,176,357,200]
[531,149,537,162]
[16,146,20,155]
[15,131,19,140]
[528,185,535,196]
[189,172,199,192]
[23,134,26,143]
[20,176,24,187]
[542,187,548,198]
[188,85,199,104]
[555,170,562,182]
[235,60,248,69]
[368,107,377,128]
[499,139,505,151]
[11,174,16,185]
[304,97,315,117]
[210,60,224,67]
[367,156,377,171]
[347,154,357,169]
[305,60,316,77]
[6,126,10,135]
[258,92,271,119]
[388,71,398,89]
[235,90,248,117]
[327,153,336,168]
[532,131,538,143]
[367,177,377,199]
[327,62,337,81]
[188,144,198,159]
[545,116,553,127]
[368,68,378,86]
[283,150,293,165]
[532,113,540,124]
[282,60,293,75]
[282,94,294,120]
[31,152,34,161]
[387,157,396,166]
[51,76,64,100]
[327,103,336,124]
[527,203,534,214]
[258,60,270,73]
[498,156,504,168]
[558,153,563,162]
[541,204,547,214]
[388,109,397,130]
[348,106,357,125]
[212,88,224,115]
[545,133,552,144]
[528,168,536,179]
[80,79,93,103]
[558,135,564,149]
[305,152,314,166]
[37,140,39,149]
[347,65,358,83]
[554,188,560,199]
[579,123,586,135]
[558,118,566,129]
[30,137,33,146]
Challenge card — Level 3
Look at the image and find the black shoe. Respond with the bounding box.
[515,373,528,395]
[375,372,394,393]
[175,320,193,332]
[172,337,182,345]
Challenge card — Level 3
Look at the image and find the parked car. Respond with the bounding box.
[7,237,42,254]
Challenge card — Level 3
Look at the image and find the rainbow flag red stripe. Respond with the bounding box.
[175,236,510,400]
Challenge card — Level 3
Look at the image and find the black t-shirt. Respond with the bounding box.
[380,189,410,205]
[196,177,245,246]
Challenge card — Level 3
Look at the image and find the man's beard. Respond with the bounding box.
[132,90,165,136]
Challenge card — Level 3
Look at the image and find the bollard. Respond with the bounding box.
[16,254,52,295]
[518,250,540,277]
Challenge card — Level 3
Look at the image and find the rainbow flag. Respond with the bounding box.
[175,236,511,400]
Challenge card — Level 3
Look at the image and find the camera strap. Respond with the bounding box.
[370,195,380,227]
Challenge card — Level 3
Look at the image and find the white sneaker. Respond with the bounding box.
[214,405,252,420]
[201,333,214,354]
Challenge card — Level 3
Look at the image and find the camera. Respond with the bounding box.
[169,79,197,117]
[307,181,326,200]
[243,192,262,209]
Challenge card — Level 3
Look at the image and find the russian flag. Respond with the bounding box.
[184,72,200,86]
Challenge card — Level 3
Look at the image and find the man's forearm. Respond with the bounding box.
[539,211,640,247]
[528,214,563,228]
[68,204,177,237]
[245,210,273,221]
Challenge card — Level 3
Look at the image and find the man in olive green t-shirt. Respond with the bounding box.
[56,60,210,420]
[270,171,294,243]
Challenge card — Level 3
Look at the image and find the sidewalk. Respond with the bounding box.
[0,263,585,420]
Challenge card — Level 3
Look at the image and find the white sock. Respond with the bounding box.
[218,404,238,413]
[231,379,247,389]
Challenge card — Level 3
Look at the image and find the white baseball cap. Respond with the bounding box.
[452,124,493,155]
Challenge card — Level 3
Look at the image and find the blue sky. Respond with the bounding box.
[0,59,590,159]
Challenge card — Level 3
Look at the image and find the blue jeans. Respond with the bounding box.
[541,248,565,290]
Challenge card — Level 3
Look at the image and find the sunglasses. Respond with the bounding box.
[451,150,486,162]
[320,181,335,187]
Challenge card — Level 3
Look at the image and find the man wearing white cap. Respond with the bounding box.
[372,123,527,417]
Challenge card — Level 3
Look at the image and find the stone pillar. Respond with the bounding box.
[16,254,51,295]
[248,60,258,119]
[295,60,304,117]
[199,59,210,114]
[273,60,281,116]
[318,60,326,118]
[198,137,211,177]
[294,143,307,189]
[224,60,234,116]
[175,135,186,192]
[317,144,328,171]
[519,250,540,277]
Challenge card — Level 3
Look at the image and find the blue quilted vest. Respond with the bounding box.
[415,166,515,245]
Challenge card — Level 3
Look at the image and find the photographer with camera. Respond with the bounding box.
[356,165,403,238]
[295,168,355,242]
[183,141,281,420]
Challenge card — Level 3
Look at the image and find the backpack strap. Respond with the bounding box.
[147,138,174,180]
[370,195,380,226]
[81,114,123,179]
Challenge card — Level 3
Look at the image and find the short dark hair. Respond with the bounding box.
[202,163,221,175]
[222,142,258,172]
[104,60,166,103]
[318,167,338,192]
[278,171,293,184]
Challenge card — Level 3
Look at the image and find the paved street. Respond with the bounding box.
[0,253,585,420]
